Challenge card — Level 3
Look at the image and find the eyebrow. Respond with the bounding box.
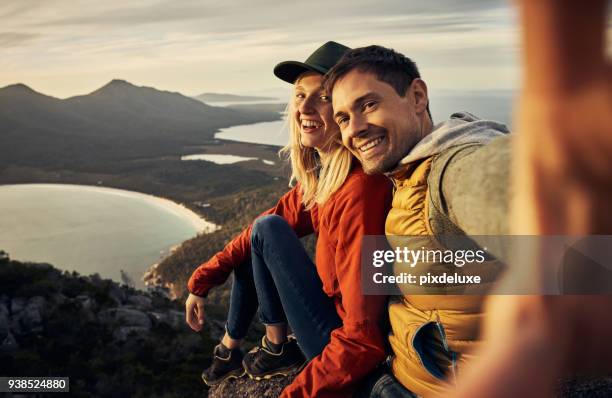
[294,85,325,93]
[334,92,377,120]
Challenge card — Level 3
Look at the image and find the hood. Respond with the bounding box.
[391,111,510,171]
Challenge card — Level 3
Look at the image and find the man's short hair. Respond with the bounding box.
[324,45,431,117]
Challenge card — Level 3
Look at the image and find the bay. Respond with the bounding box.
[0,184,217,289]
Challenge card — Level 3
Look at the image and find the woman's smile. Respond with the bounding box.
[300,118,324,134]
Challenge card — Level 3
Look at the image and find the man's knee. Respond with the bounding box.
[251,214,289,243]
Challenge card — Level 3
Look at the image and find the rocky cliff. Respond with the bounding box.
[0,253,214,397]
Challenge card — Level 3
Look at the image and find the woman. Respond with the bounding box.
[185,41,392,397]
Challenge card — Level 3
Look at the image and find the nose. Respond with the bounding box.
[346,113,368,140]
[298,95,316,115]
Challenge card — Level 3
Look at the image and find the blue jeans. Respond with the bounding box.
[225,215,342,359]
[354,361,418,398]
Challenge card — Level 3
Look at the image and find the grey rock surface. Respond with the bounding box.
[11,296,47,335]
[108,285,127,305]
[10,297,26,314]
[127,295,153,310]
[208,374,295,398]
[98,307,152,329]
[113,326,151,341]
[559,377,612,397]
[148,310,184,329]
[0,303,9,339]
[75,294,96,311]
[49,292,68,305]
[28,296,47,316]
[0,331,19,353]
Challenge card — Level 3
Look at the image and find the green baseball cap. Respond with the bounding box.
[274,41,350,84]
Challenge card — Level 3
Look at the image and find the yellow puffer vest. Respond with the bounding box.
[385,157,485,397]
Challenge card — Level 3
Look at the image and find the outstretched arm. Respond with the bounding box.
[452,1,612,397]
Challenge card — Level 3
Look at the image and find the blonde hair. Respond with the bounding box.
[279,84,353,210]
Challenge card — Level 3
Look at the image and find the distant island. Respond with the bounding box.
[194,92,278,103]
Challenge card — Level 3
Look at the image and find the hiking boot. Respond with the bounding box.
[201,343,246,386]
[243,336,307,380]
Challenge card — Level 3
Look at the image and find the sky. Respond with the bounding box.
[0,0,563,99]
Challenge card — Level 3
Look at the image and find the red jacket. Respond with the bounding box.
[188,166,392,397]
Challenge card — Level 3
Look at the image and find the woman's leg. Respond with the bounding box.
[250,214,342,359]
[202,259,259,385]
[224,258,259,346]
[224,257,287,347]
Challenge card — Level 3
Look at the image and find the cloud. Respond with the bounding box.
[20,0,508,31]
[0,32,39,48]
[0,0,523,97]
[0,1,44,19]
[30,1,224,28]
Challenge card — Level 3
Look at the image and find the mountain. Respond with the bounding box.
[0,80,281,168]
[65,80,263,137]
[194,92,278,103]
[0,84,96,135]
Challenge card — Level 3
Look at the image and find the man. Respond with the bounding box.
[325,46,512,396]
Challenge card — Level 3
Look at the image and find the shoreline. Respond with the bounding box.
[0,182,219,234]
[0,183,221,293]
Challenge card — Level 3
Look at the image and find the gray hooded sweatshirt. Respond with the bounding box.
[389,111,512,236]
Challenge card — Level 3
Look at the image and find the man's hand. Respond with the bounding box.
[185,293,206,331]
[452,1,611,397]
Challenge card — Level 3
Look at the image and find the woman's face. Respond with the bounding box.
[293,72,337,150]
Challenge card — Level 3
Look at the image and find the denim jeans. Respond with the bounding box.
[354,361,418,398]
[225,214,342,360]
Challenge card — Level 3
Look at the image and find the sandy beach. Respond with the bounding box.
[10,183,220,233]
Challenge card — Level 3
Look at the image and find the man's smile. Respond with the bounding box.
[358,136,385,153]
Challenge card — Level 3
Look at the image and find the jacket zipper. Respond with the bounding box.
[435,312,457,385]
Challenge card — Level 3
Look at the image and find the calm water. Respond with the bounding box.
[181,154,257,164]
[0,184,216,288]
[208,100,283,107]
[181,153,276,166]
[216,119,289,146]
[215,93,513,147]
[430,92,513,128]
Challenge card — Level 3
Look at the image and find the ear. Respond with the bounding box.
[410,78,429,116]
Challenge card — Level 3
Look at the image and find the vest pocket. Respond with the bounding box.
[411,321,454,381]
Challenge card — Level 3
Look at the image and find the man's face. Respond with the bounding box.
[331,69,428,174]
